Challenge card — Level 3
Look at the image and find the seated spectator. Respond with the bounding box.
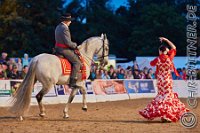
[146,68,155,79]
[92,64,98,72]
[0,62,9,79]
[182,67,187,80]
[133,69,140,79]
[100,69,105,77]
[111,72,118,79]
[7,63,13,76]
[126,66,132,71]
[0,63,4,79]
[95,69,102,79]
[143,67,148,78]
[7,65,21,79]
[0,52,8,63]
[132,61,139,73]
[172,71,177,80]
[102,70,110,79]
[8,58,17,66]
[88,64,97,80]
[16,58,23,73]
[116,65,122,73]
[108,65,115,79]
[176,68,183,80]
[139,71,146,79]
[89,68,96,80]
[20,65,29,79]
[117,68,125,79]
[126,70,134,79]
[22,53,30,67]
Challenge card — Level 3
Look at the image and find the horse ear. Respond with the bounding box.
[104,34,107,39]
[101,33,104,39]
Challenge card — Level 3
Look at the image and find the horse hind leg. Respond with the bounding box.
[63,87,78,118]
[36,88,49,117]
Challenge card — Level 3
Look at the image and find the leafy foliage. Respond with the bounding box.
[0,0,199,59]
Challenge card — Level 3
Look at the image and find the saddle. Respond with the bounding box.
[53,49,86,80]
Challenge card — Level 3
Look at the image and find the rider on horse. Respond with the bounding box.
[55,13,81,88]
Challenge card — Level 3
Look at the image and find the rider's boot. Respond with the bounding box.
[69,77,78,88]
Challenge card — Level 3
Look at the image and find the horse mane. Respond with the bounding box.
[79,37,101,53]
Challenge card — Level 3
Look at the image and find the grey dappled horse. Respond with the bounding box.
[10,34,109,120]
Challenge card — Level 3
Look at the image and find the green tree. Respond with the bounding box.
[126,2,186,56]
[0,0,64,56]
[0,0,22,55]
[16,0,64,56]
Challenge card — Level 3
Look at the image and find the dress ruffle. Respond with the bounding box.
[139,91,189,122]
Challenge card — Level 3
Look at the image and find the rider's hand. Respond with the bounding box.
[74,49,79,55]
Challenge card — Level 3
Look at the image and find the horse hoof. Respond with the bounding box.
[63,115,69,119]
[82,107,87,112]
[39,113,46,117]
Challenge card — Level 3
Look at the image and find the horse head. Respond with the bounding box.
[78,34,109,68]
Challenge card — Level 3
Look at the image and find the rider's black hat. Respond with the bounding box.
[60,13,75,21]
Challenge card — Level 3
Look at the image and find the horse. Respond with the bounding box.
[10,34,109,120]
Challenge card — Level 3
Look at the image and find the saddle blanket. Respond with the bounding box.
[58,57,86,80]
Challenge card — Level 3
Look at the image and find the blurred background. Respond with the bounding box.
[0,0,199,59]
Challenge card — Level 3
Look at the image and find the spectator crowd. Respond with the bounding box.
[0,52,199,80]
[0,52,30,79]
[89,62,200,81]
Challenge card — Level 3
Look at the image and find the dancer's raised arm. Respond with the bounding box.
[159,37,176,49]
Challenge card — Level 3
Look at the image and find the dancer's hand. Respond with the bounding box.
[159,37,168,43]
[159,37,176,49]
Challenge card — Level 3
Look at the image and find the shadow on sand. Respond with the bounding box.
[0,115,170,124]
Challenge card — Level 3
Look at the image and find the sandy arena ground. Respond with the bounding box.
[0,98,199,133]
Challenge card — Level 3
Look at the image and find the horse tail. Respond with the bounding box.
[10,58,38,115]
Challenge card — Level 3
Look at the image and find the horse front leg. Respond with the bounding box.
[63,88,78,118]
[80,86,87,111]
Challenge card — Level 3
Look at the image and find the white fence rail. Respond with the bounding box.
[0,79,199,107]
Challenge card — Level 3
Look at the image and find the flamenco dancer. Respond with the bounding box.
[139,37,189,122]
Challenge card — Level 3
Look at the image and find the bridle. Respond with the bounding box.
[96,36,109,61]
